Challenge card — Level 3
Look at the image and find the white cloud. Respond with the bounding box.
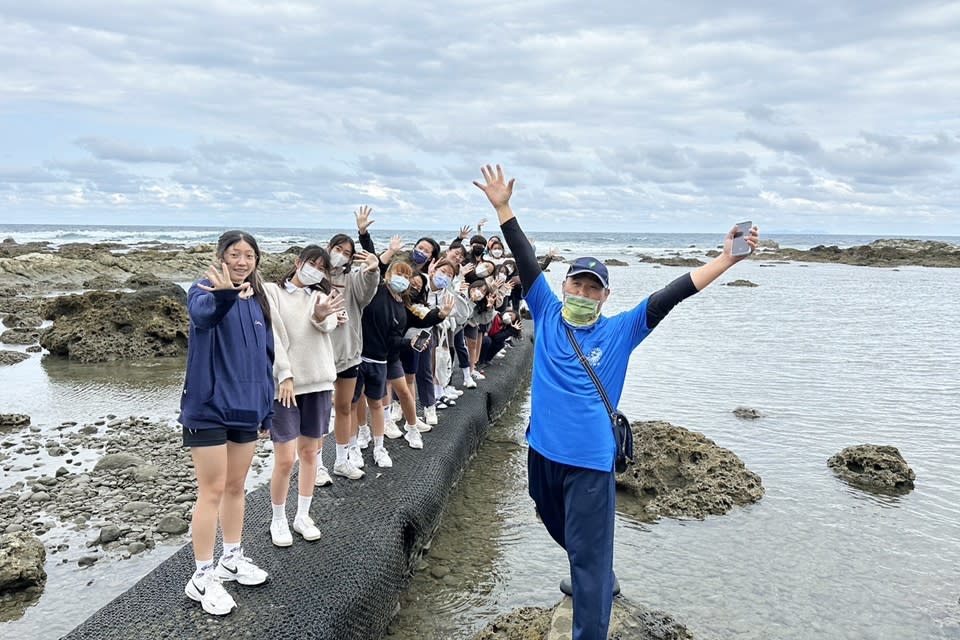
[0,1,958,234]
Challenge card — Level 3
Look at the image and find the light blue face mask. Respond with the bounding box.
[388,274,409,293]
[433,273,452,290]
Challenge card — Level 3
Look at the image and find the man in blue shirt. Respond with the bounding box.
[474,164,759,640]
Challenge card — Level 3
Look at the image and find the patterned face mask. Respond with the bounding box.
[561,294,600,326]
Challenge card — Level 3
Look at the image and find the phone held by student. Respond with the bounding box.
[731,221,752,257]
[412,329,431,352]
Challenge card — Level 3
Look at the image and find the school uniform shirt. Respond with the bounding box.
[328,265,379,372]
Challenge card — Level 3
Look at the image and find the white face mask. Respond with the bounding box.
[490,249,503,258]
[297,263,326,286]
[475,265,490,278]
[330,251,349,268]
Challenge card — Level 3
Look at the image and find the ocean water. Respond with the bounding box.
[1,226,959,639]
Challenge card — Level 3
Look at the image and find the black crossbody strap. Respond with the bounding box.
[564,325,617,422]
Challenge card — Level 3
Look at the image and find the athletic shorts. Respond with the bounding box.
[463,325,478,339]
[387,358,405,381]
[182,426,258,448]
[336,364,360,379]
[270,390,332,443]
[353,361,387,402]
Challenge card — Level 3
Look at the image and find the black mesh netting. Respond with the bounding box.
[62,334,533,640]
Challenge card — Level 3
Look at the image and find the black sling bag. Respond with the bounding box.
[563,325,634,473]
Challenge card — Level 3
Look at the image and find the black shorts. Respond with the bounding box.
[353,361,387,402]
[182,426,258,448]
[337,364,360,379]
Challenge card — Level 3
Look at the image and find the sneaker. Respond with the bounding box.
[389,401,403,423]
[333,459,364,480]
[446,386,464,398]
[471,370,486,380]
[463,376,477,389]
[384,421,404,439]
[293,515,322,541]
[423,405,438,426]
[314,465,333,487]
[215,549,267,586]
[185,572,236,616]
[373,445,393,468]
[270,519,293,547]
[413,418,432,433]
[436,399,448,410]
[404,427,424,449]
[495,351,506,359]
[348,445,364,468]
[357,424,372,449]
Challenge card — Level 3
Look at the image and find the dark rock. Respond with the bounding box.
[77,555,100,567]
[94,452,146,472]
[0,328,40,345]
[828,444,915,494]
[82,275,122,290]
[603,259,629,266]
[40,286,189,362]
[725,279,758,287]
[1,313,43,329]
[636,254,706,268]
[733,406,763,419]
[471,606,553,640]
[155,515,189,535]
[616,420,764,521]
[0,351,29,366]
[0,532,46,592]
[0,414,30,429]
[98,525,122,544]
[770,239,960,268]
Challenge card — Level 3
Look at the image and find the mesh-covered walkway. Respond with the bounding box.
[62,337,533,640]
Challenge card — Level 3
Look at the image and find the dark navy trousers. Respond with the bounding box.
[527,447,616,640]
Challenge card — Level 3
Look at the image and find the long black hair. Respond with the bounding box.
[276,245,332,294]
[216,230,271,326]
[327,234,356,274]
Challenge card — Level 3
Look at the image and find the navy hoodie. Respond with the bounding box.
[179,281,275,431]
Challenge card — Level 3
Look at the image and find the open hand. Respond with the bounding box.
[278,378,296,408]
[314,289,346,321]
[355,250,380,273]
[389,235,404,253]
[473,165,514,210]
[355,205,374,234]
[198,262,252,294]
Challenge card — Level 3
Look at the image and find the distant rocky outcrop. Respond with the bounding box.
[732,406,763,420]
[771,239,960,268]
[616,420,764,520]
[40,283,189,363]
[725,279,758,287]
[603,258,629,266]
[636,254,706,268]
[827,444,915,494]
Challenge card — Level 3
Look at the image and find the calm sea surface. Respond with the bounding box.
[1,226,959,639]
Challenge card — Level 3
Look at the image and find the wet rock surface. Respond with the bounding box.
[0,414,30,429]
[0,532,46,592]
[635,253,706,268]
[472,597,694,640]
[616,420,764,521]
[827,444,916,494]
[40,287,190,363]
[0,351,29,366]
[725,279,758,287]
[0,414,270,569]
[732,406,763,420]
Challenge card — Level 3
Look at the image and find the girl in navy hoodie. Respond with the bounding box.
[179,230,275,617]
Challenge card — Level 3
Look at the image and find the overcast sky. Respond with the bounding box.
[1,1,959,235]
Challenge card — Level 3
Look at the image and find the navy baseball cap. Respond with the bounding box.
[566,257,609,288]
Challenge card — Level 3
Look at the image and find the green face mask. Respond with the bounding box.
[562,294,601,326]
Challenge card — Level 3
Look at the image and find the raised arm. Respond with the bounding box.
[473,164,541,293]
[356,205,376,253]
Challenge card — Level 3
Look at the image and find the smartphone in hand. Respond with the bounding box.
[731,221,752,257]
[412,329,431,352]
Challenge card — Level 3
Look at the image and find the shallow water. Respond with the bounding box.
[3,257,960,639]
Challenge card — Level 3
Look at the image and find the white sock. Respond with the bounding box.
[405,422,417,431]
[335,443,348,463]
[296,495,312,521]
[462,367,471,379]
[222,541,241,558]
[194,559,213,577]
[374,435,384,449]
[349,435,358,448]
[358,422,368,432]
[271,503,285,522]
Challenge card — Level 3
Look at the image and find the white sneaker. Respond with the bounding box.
[444,386,463,398]
[412,418,432,433]
[215,549,267,586]
[348,445,364,468]
[423,405,438,425]
[373,445,393,468]
[270,519,293,547]
[357,424,372,449]
[389,401,403,423]
[314,465,333,487]
[293,515,322,541]
[463,376,477,389]
[495,351,506,359]
[333,459,364,480]
[185,571,236,616]
[471,370,486,380]
[384,421,404,439]
[404,427,424,449]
